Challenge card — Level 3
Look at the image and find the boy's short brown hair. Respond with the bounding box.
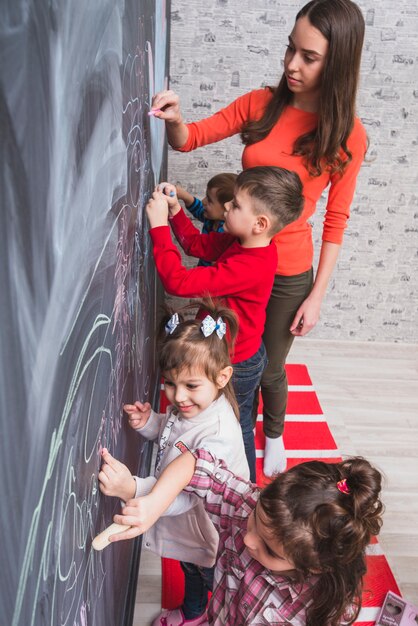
[235,166,304,235]
[207,173,238,206]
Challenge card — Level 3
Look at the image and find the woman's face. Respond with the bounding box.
[284,15,328,108]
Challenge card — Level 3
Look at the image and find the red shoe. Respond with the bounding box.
[151,608,208,626]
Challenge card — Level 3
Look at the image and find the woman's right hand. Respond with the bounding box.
[150,90,182,124]
[124,401,151,430]
[150,90,189,149]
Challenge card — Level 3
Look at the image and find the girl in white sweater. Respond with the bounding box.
[98,300,249,626]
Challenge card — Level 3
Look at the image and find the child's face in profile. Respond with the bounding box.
[202,187,226,222]
[162,367,221,419]
[244,503,296,574]
[223,188,259,242]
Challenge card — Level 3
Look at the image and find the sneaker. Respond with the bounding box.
[151,608,208,626]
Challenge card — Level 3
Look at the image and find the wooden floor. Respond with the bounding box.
[133,339,418,626]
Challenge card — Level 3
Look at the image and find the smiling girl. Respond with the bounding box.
[150,0,368,478]
[98,300,249,626]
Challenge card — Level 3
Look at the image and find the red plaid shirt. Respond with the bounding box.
[185,449,318,625]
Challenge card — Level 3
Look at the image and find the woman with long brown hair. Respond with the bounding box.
[151,0,367,478]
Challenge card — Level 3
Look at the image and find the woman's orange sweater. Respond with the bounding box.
[178,88,367,275]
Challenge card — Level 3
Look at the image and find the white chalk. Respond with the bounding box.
[92,522,132,551]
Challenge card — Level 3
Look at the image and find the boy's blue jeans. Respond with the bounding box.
[181,561,214,619]
[232,342,267,482]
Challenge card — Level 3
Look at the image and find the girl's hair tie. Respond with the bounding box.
[165,312,180,335]
[336,478,350,495]
[201,315,227,339]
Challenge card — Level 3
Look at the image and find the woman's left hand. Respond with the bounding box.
[289,294,322,337]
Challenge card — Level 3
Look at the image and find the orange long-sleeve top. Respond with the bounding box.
[178,88,367,275]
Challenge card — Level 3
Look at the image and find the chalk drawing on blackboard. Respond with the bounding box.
[1,2,169,626]
[147,0,168,185]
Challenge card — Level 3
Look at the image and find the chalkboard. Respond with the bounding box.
[0,1,169,625]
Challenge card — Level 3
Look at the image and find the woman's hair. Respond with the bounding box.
[157,298,239,418]
[241,0,366,177]
[259,456,383,626]
[207,172,237,206]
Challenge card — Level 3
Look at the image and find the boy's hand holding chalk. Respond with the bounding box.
[157,182,181,217]
[145,189,170,228]
[146,183,181,227]
[157,181,176,197]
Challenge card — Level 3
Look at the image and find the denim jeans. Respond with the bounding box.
[232,342,267,482]
[181,561,214,619]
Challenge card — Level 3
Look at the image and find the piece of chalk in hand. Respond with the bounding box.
[148,108,161,116]
[163,188,175,197]
[92,522,131,551]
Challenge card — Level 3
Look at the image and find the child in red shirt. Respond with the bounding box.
[147,166,304,481]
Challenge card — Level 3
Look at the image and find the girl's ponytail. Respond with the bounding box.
[338,457,384,538]
[259,456,384,626]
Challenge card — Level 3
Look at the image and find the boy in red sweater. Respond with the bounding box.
[147,166,303,481]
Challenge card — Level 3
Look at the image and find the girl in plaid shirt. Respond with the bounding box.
[111,448,383,626]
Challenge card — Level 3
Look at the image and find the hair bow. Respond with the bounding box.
[201,315,227,340]
[336,478,350,495]
[165,312,180,335]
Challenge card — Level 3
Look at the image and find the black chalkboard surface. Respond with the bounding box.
[0,1,169,625]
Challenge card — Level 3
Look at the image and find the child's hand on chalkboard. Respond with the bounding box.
[157,182,181,217]
[124,401,151,430]
[98,449,136,502]
[146,190,170,228]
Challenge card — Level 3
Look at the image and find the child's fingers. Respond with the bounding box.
[113,504,148,526]
[125,411,141,423]
[101,448,121,471]
[98,478,115,496]
[123,403,137,414]
[157,183,176,199]
[108,522,142,543]
[157,182,168,193]
[134,401,150,413]
[98,469,110,486]
[129,418,142,428]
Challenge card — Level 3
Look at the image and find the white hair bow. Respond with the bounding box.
[165,312,180,335]
[201,315,227,340]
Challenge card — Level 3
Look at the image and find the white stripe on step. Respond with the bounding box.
[288,385,314,391]
[356,607,380,622]
[256,413,325,422]
[256,449,340,458]
[366,543,384,556]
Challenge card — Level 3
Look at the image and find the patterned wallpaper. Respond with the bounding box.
[166,0,418,342]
